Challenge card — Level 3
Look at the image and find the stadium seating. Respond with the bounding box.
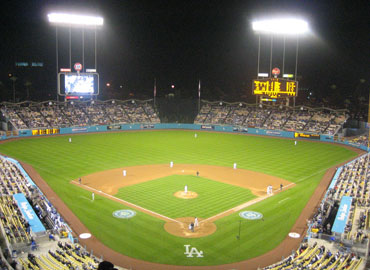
[263,242,362,270]
[1,100,160,130]
[0,195,31,244]
[195,101,347,135]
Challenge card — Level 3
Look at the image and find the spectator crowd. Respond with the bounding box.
[1,100,160,130]
[195,102,348,135]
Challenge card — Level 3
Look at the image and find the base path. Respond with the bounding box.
[72,164,292,238]
[75,164,291,197]
[19,146,365,270]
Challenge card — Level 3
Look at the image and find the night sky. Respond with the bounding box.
[0,0,369,104]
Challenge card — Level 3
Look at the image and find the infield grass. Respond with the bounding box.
[0,130,358,265]
[116,174,256,218]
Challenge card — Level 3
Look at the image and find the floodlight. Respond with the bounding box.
[48,13,103,26]
[252,18,308,35]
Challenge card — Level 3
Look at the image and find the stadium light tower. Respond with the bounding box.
[47,13,103,26]
[47,12,104,101]
[252,17,309,79]
[252,17,309,107]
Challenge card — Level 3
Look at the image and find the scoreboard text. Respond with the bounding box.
[32,128,60,136]
[252,78,298,98]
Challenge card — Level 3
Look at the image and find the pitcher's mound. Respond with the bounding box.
[164,217,216,238]
[174,191,198,199]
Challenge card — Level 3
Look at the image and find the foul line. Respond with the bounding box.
[201,183,295,224]
[295,168,329,183]
[278,197,290,204]
[72,181,181,224]
[73,179,297,226]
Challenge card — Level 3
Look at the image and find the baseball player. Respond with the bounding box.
[170,161,173,168]
[123,170,127,177]
[92,192,95,201]
[194,217,199,227]
[184,185,188,194]
[69,138,72,143]
[233,163,237,169]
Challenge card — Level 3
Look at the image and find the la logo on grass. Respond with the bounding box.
[184,245,204,257]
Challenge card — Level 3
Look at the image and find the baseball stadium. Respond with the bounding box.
[0,99,369,270]
[0,2,369,270]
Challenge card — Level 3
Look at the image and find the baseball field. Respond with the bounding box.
[0,130,359,267]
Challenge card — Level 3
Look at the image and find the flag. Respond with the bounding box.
[198,79,201,99]
[154,78,157,97]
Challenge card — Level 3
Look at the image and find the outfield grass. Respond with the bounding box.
[0,130,358,265]
[116,175,256,219]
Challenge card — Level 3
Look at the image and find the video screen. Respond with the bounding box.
[65,74,94,94]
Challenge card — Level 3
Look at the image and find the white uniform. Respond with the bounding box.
[69,138,72,143]
[233,163,237,169]
[295,141,297,146]
[123,170,126,177]
[170,161,174,168]
[194,133,197,138]
[184,185,188,194]
[92,192,95,201]
[194,217,199,227]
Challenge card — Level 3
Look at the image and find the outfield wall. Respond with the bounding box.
[3,123,369,151]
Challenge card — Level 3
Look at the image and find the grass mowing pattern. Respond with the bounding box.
[0,130,358,265]
[116,175,256,219]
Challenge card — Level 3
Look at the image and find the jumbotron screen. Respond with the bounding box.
[65,74,94,94]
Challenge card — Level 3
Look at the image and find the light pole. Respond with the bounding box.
[252,18,309,106]
[9,76,17,103]
[252,18,308,77]
[47,13,104,101]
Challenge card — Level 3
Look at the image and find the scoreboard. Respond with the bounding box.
[32,128,60,136]
[252,78,298,98]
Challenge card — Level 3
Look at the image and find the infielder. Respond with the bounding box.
[233,163,237,169]
[123,170,126,177]
[170,161,174,168]
[194,217,199,227]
